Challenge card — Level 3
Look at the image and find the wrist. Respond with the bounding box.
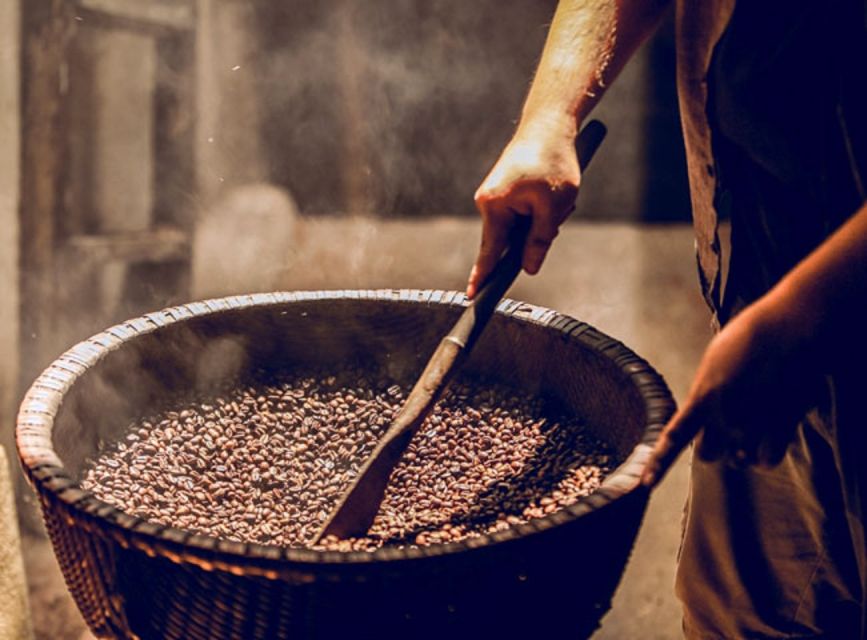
[515,108,578,145]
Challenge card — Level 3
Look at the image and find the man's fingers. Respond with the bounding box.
[522,201,559,275]
[642,403,704,488]
[467,201,513,298]
[470,181,577,293]
[522,182,578,274]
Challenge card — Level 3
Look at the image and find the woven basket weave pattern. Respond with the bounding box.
[17,290,675,639]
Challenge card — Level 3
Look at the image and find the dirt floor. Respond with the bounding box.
[21,528,91,640]
[19,215,709,639]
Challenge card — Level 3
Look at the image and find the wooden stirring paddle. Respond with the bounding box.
[313,120,607,544]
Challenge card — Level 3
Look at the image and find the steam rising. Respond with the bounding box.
[191,0,555,297]
[248,0,556,216]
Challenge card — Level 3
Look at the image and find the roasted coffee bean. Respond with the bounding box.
[80,366,614,552]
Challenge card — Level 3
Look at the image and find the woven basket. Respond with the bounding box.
[17,290,675,639]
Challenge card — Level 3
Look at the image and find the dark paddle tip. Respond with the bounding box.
[313,503,377,545]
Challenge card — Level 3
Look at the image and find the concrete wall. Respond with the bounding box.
[247,2,689,220]
[582,16,690,221]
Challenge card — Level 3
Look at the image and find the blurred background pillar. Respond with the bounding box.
[0,447,33,640]
[195,0,268,199]
[0,0,21,479]
[191,0,299,299]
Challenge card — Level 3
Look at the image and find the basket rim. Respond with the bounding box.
[16,289,675,575]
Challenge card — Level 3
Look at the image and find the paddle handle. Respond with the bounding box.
[313,120,606,543]
[406,119,608,425]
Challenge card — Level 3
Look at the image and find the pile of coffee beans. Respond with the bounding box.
[80,366,614,551]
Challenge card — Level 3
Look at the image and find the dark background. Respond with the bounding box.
[250,0,689,220]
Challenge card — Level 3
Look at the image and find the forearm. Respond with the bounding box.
[519,0,672,139]
[752,202,867,365]
[643,202,867,486]
[469,0,671,294]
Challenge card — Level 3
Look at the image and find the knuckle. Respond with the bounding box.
[554,180,579,197]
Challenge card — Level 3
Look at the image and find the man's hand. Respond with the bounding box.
[642,298,819,487]
[643,196,867,488]
[468,124,580,298]
[465,0,671,299]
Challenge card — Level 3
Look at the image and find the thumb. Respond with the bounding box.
[641,401,704,488]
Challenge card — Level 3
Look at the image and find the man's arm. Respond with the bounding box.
[643,201,867,486]
[468,0,672,297]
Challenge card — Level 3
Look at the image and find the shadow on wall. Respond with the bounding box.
[247,1,690,221]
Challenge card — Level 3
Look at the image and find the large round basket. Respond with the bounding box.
[17,290,674,639]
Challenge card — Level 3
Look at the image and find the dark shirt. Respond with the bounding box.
[707,0,867,320]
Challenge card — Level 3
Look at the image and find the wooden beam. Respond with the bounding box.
[1,0,22,510]
[76,0,194,32]
[335,1,372,215]
[0,0,21,403]
[63,226,190,265]
[18,0,77,534]
[19,0,77,390]
[153,30,196,229]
